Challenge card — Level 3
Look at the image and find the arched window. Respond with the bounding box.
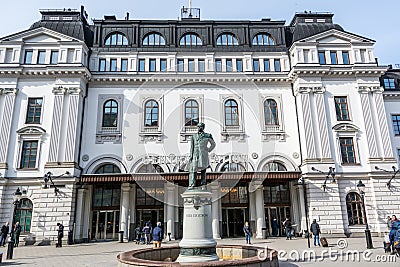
[14,198,33,233]
[224,99,239,126]
[102,100,118,127]
[185,100,199,126]
[252,33,275,46]
[221,162,246,172]
[95,164,121,174]
[137,164,164,173]
[216,33,239,46]
[180,33,202,46]
[105,32,128,46]
[144,100,159,127]
[346,192,366,225]
[263,162,287,172]
[264,99,279,125]
[143,32,166,46]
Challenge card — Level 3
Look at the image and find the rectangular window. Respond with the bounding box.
[110,59,117,71]
[330,51,338,64]
[340,138,356,164]
[24,50,33,64]
[188,59,195,72]
[253,59,260,72]
[274,59,281,72]
[384,78,396,89]
[263,59,270,72]
[318,51,326,64]
[160,59,167,72]
[360,49,367,63]
[177,59,184,72]
[20,141,38,169]
[226,59,233,72]
[139,59,145,72]
[215,59,222,72]
[342,51,350,65]
[37,50,46,64]
[334,97,350,121]
[149,59,156,72]
[303,49,310,63]
[236,59,243,72]
[392,115,400,136]
[50,51,58,64]
[121,59,128,71]
[198,59,205,72]
[26,98,43,124]
[99,59,106,72]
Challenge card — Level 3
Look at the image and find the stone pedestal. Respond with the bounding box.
[176,190,219,263]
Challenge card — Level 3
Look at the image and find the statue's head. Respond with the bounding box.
[197,122,205,132]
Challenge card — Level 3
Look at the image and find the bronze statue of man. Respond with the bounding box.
[185,122,216,189]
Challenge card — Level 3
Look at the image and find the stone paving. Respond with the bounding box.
[0,236,398,266]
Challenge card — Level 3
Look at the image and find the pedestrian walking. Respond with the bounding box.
[134,225,142,244]
[143,223,151,245]
[387,216,393,230]
[0,222,9,247]
[14,222,22,247]
[310,219,321,246]
[243,221,251,244]
[152,222,163,248]
[56,222,64,248]
[283,217,292,240]
[272,217,279,237]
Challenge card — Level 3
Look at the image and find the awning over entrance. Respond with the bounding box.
[80,171,301,183]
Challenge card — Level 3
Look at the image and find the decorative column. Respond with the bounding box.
[298,88,317,159]
[249,190,257,237]
[47,86,66,163]
[64,88,84,163]
[82,186,92,242]
[297,184,307,234]
[359,87,379,158]
[255,186,266,238]
[211,182,221,239]
[120,183,130,241]
[0,88,18,168]
[166,183,176,240]
[74,188,86,241]
[313,88,332,159]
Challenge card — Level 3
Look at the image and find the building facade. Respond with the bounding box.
[0,6,399,244]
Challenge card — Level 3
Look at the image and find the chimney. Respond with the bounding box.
[126,12,130,20]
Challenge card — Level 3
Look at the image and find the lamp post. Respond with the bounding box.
[356,180,373,249]
[297,176,311,248]
[374,166,400,189]
[311,167,336,191]
[6,188,22,260]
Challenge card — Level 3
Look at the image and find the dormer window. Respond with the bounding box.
[105,32,128,46]
[143,33,166,46]
[216,33,239,46]
[252,33,275,46]
[180,33,202,46]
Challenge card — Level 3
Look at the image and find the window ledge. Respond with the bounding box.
[16,168,39,171]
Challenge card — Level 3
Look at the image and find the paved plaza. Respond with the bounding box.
[0,237,398,266]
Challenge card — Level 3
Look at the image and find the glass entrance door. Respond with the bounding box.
[136,209,164,228]
[91,210,120,240]
[264,206,291,237]
[222,208,247,238]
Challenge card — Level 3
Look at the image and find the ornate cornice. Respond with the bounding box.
[0,87,18,95]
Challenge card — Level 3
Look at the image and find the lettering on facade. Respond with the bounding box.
[141,154,248,165]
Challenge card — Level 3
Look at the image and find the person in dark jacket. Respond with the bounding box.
[310,219,321,246]
[143,223,151,245]
[272,217,279,237]
[389,215,400,254]
[283,218,292,240]
[152,222,163,248]
[56,223,64,248]
[0,222,9,247]
[243,221,251,244]
[14,222,22,247]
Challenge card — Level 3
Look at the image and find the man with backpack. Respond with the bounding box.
[283,217,292,240]
[310,219,321,246]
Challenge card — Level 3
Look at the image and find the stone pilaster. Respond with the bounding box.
[373,89,394,158]
[82,185,92,242]
[166,183,176,240]
[0,88,18,165]
[74,188,86,241]
[299,88,317,159]
[255,186,266,238]
[359,88,379,158]
[47,86,66,163]
[210,182,221,239]
[313,88,331,159]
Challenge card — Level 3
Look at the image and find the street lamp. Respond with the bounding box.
[43,171,71,196]
[311,167,336,191]
[297,176,311,249]
[6,187,23,260]
[374,166,400,189]
[356,180,373,249]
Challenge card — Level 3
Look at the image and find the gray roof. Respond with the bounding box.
[289,23,344,43]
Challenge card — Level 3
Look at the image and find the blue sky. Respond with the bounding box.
[2,0,398,65]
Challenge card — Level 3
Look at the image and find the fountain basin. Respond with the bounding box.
[117,245,279,267]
